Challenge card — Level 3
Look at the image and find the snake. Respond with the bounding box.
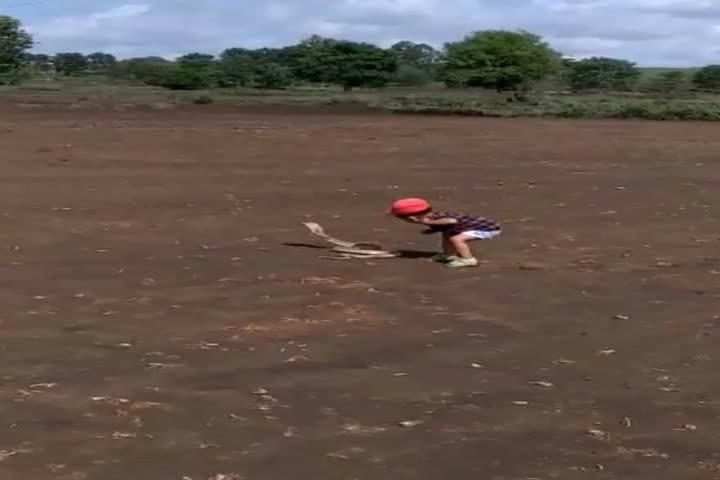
[302,222,399,259]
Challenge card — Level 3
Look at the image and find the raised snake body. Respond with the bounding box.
[302,222,399,259]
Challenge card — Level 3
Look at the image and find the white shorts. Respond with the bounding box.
[463,229,501,240]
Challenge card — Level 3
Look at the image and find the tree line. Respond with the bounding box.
[3,14,720,93]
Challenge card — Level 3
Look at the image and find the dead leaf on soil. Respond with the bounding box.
[91,396,130,405]
[187,341,222,350]
[597,349,617,356]
[342,424,387,434]
[326,452,350,460]
[28,382,57,389]
[586,429,610,440]
[530,381,554,388]
[284,355,309,363]
[145,362,184,369]
[0,446,32,462]
[398,420,424,428]
[300,277,341,285]
[616,446,669,459]
[130,401,172,411]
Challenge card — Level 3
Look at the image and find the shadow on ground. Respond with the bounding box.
[283,242,437,259]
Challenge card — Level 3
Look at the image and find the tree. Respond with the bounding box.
[646,70,687,95]
[254,62,292,89]
[390,41,440,72]
[175,53,218,87]
[86,52,117,73]
[110,56,170,82]
[133,54,218,90]
[53,53,88,76]
[155,63,213,90]
[442,30,560,91]
[693,65,720,91]
[0,15,33,84]
[178,53,215,68]
[218,48,256,87]
[27,53,53,75]
[295,37,397,91]
[564,57,640,91]
[394,64,432,86]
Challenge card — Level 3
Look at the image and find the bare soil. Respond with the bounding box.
[0,106,719,480]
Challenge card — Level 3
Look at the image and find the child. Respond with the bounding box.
[389,198,501,268]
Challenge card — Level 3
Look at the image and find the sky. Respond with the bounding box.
[5,0,720,66]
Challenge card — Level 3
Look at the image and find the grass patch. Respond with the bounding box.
[3,81,720,120]
[383,95,720,121]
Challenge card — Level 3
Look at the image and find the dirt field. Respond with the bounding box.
[0,107,719,480]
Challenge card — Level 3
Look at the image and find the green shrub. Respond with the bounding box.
[382,94,720,121]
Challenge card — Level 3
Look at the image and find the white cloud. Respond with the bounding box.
[93,4,150,20]
[19,0,720,65]
[28,3,150,40]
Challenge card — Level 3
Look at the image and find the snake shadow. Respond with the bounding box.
[283,243,437,259]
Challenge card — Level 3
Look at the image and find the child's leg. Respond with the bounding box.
[445,231,500,268]
[442,235,456,256]
[431,235,457,262]
[448,233,476,259]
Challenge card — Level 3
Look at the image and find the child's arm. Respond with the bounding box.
[421,217,458,226]
[419,216,458,234]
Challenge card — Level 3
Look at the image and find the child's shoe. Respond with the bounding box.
[431,253,458,263]
[445,257,479,268]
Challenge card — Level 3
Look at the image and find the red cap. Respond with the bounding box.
[389,198,431,216]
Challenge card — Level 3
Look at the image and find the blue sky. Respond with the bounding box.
[6,0,720,66]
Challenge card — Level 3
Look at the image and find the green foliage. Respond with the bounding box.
[27,53,53,74]
[155,53,218,90]
[177,53,215,69]
[86,52,117,73]
[111,57,170,83]
[111,55,212,91]
[442,30,560,91]
[248,46,301,68]
[155,64,213,90]
[0,15,33,85]
[644,70,688,96]
[218,48,256,87]
[394,64,432,86]
[385,94,720,121]
[54,53,88,76]
[693,65,720,91]
[390,41,440,80]
[564,57,640,91]
[295,37,397,91]
[253,62,292,89]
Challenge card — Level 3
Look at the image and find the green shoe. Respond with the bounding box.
[445,257,479,268]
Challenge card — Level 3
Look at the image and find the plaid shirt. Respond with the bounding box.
[424,212,501,236]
